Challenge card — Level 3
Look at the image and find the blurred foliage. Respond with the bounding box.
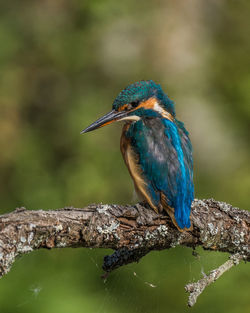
[0,1,249,313]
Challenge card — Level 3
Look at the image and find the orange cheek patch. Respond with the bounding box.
[117,97,174,122]
[118,98,157,112]
[136,97,157,110]
[135,97,174,121]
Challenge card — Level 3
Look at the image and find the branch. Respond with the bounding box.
[0,198,249,306]
[185,253,244,307]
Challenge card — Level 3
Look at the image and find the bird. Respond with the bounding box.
[81,80,194,231]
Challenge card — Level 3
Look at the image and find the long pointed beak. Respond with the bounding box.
[81,110,128,134]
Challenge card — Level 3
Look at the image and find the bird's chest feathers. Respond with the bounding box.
[122,119,170,165]
[120,122,146,187]
[120,119,170,210]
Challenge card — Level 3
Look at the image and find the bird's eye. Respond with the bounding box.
[131,100,139,107]
[127,100,139,110]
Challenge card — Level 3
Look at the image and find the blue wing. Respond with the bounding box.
[125,118,194,229]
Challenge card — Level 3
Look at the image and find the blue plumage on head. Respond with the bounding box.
[112,80,176,117]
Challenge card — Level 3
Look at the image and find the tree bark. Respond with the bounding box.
[0,198,249,305]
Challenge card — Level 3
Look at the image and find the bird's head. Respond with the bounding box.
[81,80,175,134]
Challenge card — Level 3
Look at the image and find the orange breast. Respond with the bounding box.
[120,123,159,213]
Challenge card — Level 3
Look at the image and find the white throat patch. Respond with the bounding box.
[119,115,141,122]
[153,100,174,121]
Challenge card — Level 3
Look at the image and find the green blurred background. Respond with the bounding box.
[0,1,249,312]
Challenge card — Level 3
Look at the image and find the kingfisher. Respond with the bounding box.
[81,80,194,231]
